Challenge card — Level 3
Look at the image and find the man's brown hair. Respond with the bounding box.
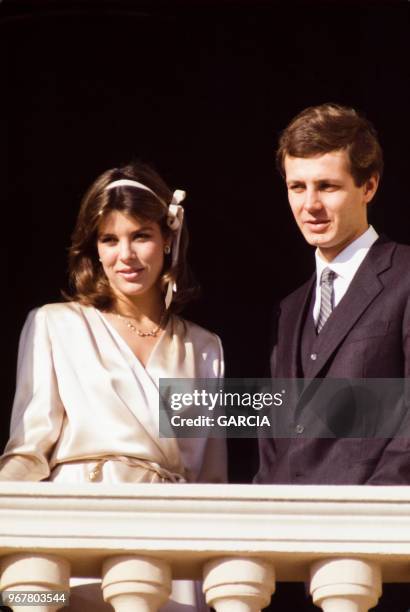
[276,103,383,186]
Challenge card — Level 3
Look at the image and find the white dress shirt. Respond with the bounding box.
[313,225,379,324]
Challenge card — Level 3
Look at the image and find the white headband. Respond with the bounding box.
[105,178,186,309]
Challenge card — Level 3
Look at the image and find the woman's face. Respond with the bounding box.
[97,210,168,303]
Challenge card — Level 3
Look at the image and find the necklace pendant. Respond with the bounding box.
[116,311,165,338]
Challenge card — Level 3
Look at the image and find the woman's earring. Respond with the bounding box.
[164,245,171,255]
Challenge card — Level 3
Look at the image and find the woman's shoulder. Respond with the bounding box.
[26,301,92,324]
[40,301,85,311]
[173,315,223,350]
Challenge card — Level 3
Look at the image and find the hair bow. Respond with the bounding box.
[165,189,186,309]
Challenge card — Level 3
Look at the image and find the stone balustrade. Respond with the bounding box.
[1,483,410,611]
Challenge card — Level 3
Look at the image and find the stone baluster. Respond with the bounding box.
[310,558,382,612]
[0,553,70,612]
[203,557,275,612]
[101,555,172,612]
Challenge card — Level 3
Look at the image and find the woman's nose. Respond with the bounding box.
[119,241,135,261]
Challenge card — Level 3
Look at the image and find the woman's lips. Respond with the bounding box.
[117,268,144,280]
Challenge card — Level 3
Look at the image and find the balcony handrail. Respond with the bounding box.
[1,482,410,582]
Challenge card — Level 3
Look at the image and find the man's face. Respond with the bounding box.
[284,150,379,262]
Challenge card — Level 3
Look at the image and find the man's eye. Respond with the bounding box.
[289,184,304,193]
[321,184,338,191]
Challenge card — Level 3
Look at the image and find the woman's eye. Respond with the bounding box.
[99,236,117,244]
[133,232,151,240]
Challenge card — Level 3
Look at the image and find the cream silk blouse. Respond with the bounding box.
[0,302,226,483]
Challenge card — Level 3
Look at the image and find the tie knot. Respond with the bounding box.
[320,267,336,286]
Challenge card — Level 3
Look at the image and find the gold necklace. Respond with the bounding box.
[115,310,167,337]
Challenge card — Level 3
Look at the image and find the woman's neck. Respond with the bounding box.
[113,291,164,325]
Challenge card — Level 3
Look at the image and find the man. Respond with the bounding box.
[256,102,410,487]
[255,103,410,610]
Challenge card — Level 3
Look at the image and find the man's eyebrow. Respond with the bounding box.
[316,178,343,184]
[286,178,305,185]
[288,177,342,183]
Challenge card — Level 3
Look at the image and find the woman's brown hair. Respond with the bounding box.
[67,161,198,311]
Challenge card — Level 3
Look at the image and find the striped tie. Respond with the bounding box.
[316,267,336,333]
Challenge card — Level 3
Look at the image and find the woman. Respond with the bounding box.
[0,161,226,609]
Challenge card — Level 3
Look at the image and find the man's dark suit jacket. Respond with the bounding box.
[255,236,410,485]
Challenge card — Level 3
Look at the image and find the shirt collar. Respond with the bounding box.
[315,225,379,284]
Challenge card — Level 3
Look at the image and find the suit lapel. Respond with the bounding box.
[280,276,316,377]
[303,237,395,379]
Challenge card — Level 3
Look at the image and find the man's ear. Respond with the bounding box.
[364,173,380,205]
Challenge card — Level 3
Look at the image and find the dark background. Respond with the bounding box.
[0,0,409,482]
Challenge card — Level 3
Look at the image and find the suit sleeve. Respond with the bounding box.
[196,333,227,483]
[0,308,65,481]
[269,303,280,377]
[178,331,227,484]
[366,294,410,485]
